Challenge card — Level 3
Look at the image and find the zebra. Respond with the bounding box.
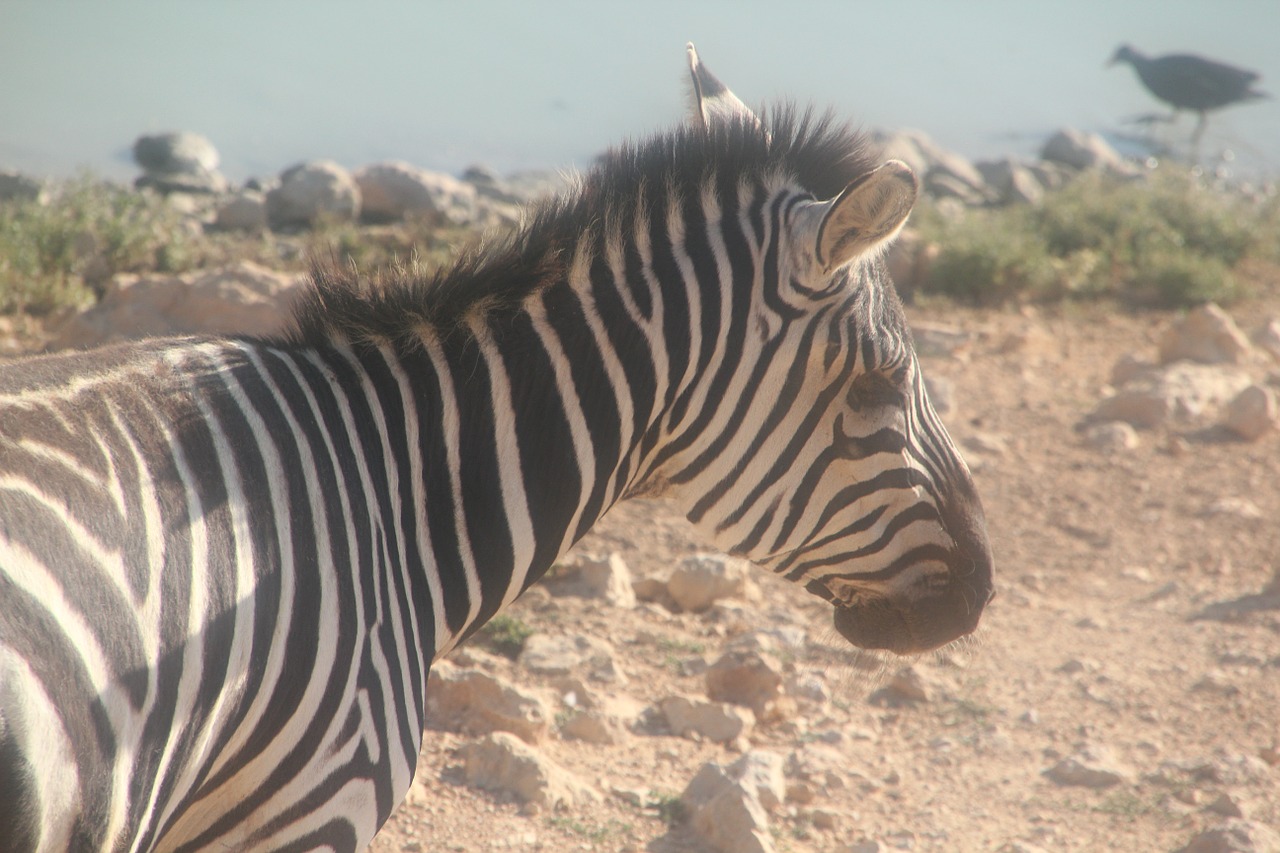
[0,44,992,852]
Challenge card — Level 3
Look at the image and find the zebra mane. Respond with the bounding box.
[285,105,877,347]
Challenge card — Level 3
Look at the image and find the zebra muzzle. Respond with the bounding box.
[828,561,992,654]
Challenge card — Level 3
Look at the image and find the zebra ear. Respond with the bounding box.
[798,160,918,273]
[686,43,759,132]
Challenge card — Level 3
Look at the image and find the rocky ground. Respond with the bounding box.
[358,298,1280,853]
[4,252,1279,853]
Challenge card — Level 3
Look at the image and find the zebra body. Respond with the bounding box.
[0,46,992,852]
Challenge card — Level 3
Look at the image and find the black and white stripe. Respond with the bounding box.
[0,45,991,852]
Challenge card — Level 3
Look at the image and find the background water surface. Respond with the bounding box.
[2,1,1278,183]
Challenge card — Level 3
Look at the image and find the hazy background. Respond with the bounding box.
[2,1,1278,183]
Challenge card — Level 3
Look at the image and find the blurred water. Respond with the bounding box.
[2,1,1277,184]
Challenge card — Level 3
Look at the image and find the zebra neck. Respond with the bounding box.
[320,287,661,659]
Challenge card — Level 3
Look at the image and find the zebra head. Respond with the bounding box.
[659,46,993,655]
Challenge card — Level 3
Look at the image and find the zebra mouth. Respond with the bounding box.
[830,573,989,655]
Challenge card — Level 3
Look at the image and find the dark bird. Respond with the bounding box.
[1108,44,1269,149]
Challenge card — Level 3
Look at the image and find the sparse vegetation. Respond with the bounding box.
[0,175,479,318]
[0,176,200,314]
[474,614,535,659]
[546,815,633,844]
[649,791,687,826]
[914,169,1280,308]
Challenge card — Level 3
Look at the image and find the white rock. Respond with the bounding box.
[212,191,268,233]
[1202,497,1264,520]
[547,553,636,608]
[133,131,220,174]
[1083,421,1139,453]
[354,161,478,224]
[682,754,786,853]
[668,554,751,612]
[976,157,1045,205]
[49,261,303,350]
[425,662,550,744]
[724,751,787,811]
[1254,318,1280,363]
[1206,792,1248,818]
[1090,363,1253,428]
[132,131,228,194]
[885,666,933,703]
[266,160,361,227]
[1041,128,1133,175]
[519,633,625,682]
[871,129,941,183]
[1222,385,1278,441]
[1111,351,1160,386]
[1159,304,1253,365]
[559,709,629,745]
[660,694,755,743]
[458,732,598,808]
[1042,745,1133,788]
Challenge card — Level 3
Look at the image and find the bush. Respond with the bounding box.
[0,176,199,314]
[917,169,1279,309]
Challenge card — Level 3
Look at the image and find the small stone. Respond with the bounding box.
[1255,318,1280,363]
[1222,385,1278,441]
[1159,304,1253,366]
[668,554,752,612]
[1083,421,1139,453]
[1040,127,1133,175]
[519,633,625,682]
[965,432,1008,455]
[425,662,551,744]
[661,694,755,743]
[1205,792,1247,818]
[1121,565,1153,582]
[842,843,883,853]
[1043,746,1132,788]
[1177,819,1280,853]
[1202,497,1264,520]
[560,709,629,745]
[886,666,932,702]
[610,785,648,807]
[787,782,816,805]
[976,156,1045,205]
[1193,671,1241,696]
[706,648,784,714]
[458,732,598,808]
[1055,658,1095,675]
[547,553,637,608]
[1111,352,1160,386]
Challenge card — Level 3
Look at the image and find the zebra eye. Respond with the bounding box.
[846,368,905,411]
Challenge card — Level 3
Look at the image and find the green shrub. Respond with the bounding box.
[0,176,199,314]
[917,168,1278,309]
[473,614,535,659]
